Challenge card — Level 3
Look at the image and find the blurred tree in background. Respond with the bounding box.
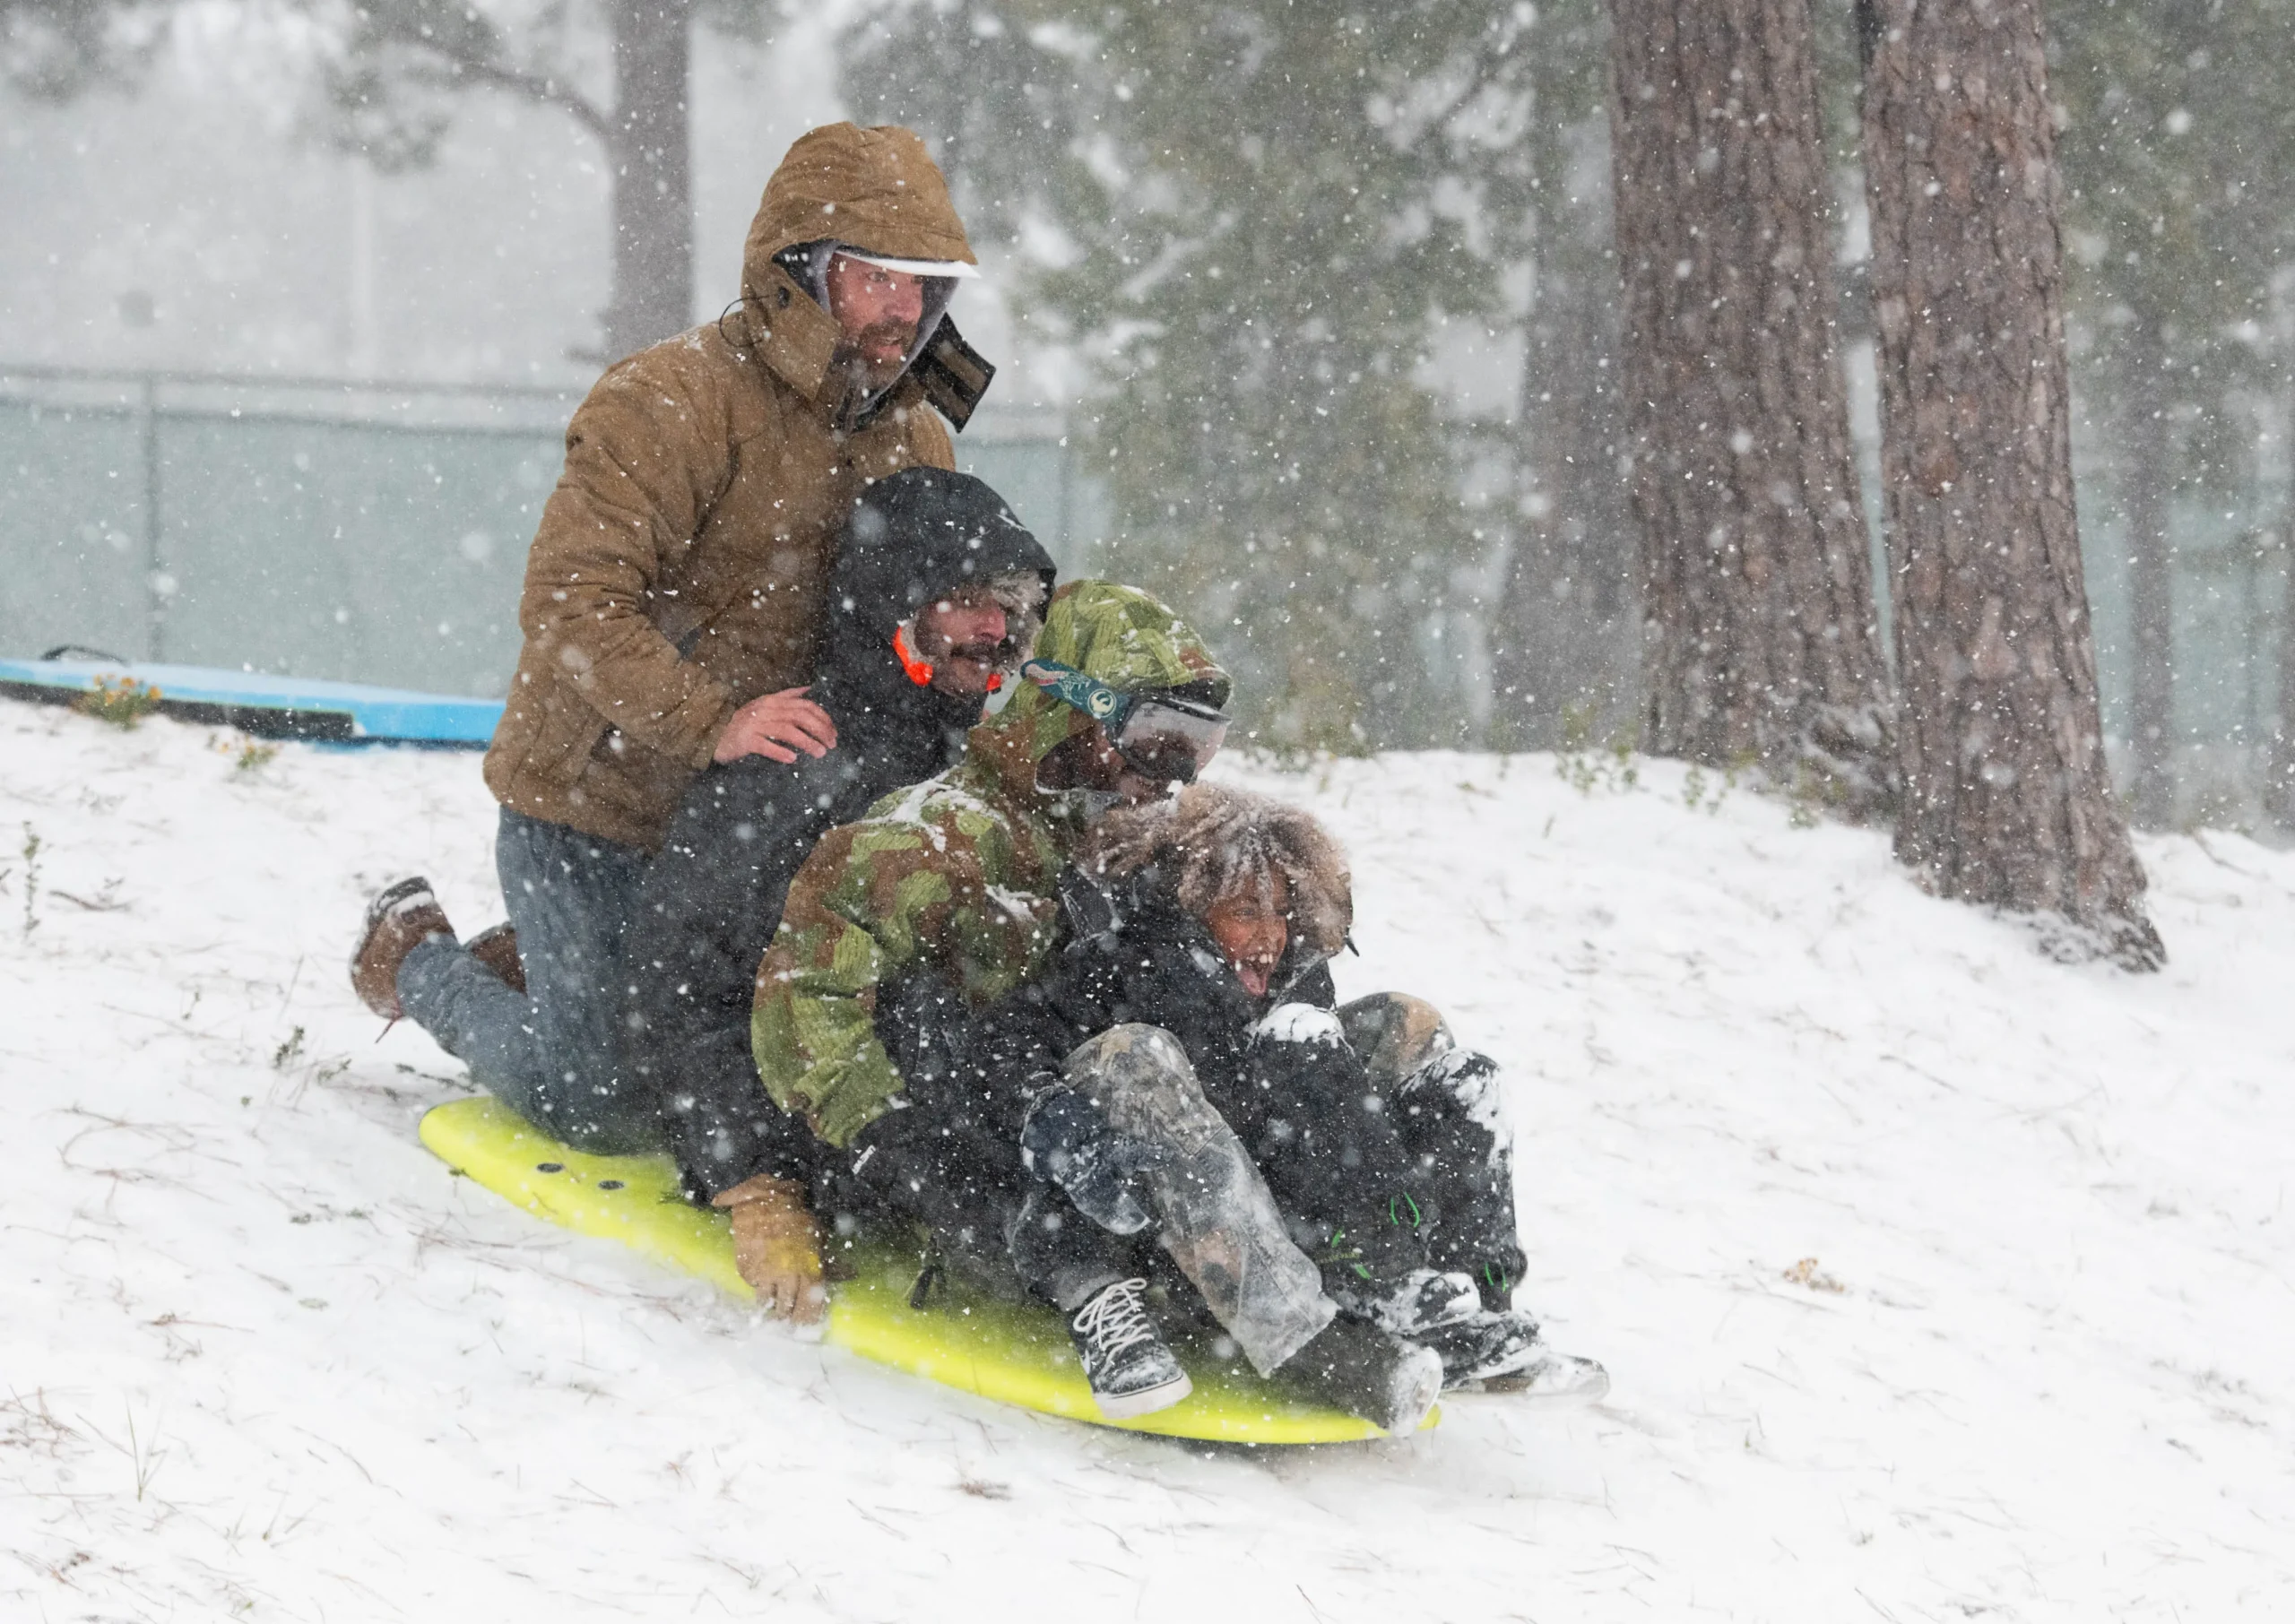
[844,0,1541,752]
[1,0,164,96]
[4,0,779,362]
[1480,0,1637,752]
[319,0,775,362]
[2050,0,2295,827]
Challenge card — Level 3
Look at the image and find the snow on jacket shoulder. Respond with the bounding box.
[482,123,975,851]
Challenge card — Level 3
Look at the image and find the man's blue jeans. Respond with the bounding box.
[398,808,657,1153]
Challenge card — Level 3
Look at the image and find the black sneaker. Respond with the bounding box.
[1068,1278,1193,1420]
[1275,1314,1443,1434]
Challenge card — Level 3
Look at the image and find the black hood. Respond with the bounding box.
[813,466,1058,741]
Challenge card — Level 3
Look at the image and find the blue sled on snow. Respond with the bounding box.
[0,652,504,747]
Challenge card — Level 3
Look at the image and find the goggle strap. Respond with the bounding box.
[1020,659,1132,729]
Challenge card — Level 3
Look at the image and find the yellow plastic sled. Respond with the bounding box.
[419,1096,1431,1444]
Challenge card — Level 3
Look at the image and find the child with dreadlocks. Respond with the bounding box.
[990,782,1603,1396]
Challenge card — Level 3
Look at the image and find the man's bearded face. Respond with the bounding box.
[913,587,1011,697]
[826,254,926,393]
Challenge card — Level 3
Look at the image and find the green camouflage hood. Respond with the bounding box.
[966,579,1233,799]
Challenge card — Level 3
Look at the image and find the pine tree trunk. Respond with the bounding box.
[2122,319,2177,827]
[601,0,695,360]
[1858,0,2161,965]
[1606,0,1895,808]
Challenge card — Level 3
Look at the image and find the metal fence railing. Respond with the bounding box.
[2,360,2286,821]
[0,364,1092,700]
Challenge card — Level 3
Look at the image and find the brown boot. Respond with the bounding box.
[464,922,527,996]
[350,877,454,1020]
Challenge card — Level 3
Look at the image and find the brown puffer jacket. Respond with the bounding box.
[482,123,983,851]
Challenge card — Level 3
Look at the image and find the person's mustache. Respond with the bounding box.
[851,320,914,353]
[941,639,1004,663]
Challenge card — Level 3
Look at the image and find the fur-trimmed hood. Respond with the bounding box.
[727,124,992,432]
[814,466,1055,746]
[1083,782,1353,967]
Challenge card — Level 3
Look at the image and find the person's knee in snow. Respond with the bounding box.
[1336,991,1455,1091]
[1066,1023,1216,1143]
[1029,1019,1338,1376]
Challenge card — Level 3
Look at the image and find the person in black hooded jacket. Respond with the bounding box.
[879,782,1608,1398]
[620,465,1054,1307]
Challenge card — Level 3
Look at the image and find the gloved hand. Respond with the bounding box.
[712,1174,827,1322]
[1018,1088,1165,1236]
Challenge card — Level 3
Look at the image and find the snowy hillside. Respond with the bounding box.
[2,695,2291,1621]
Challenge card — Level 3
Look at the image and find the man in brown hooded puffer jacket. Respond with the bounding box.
[350,122,995,1153]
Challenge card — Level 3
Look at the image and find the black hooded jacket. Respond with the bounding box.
[871,862,1339,1145]
[625,466,1055,1201]
[870,860,1424,1244]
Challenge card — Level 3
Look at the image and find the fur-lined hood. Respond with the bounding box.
[831,466,1052,660]
[1083,782,1353,966]
[811,466,1055,746]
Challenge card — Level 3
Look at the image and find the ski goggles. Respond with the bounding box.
[1021,659,1231,784]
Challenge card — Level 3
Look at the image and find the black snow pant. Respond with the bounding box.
[1212,994,1529,1311]
[818,1024,1340,1378]
[810,1082,1130,1314]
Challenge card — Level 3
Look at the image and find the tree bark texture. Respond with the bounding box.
[1859,0,2160,964]
[2120,319,2177,827]
[1493,118,1636,749]
[602,0,695,360]
[1607,0,1895,806]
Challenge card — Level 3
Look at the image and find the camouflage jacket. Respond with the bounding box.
[749,581,1230,1146]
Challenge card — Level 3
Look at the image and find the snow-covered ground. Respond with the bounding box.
[3,696,2291,1622]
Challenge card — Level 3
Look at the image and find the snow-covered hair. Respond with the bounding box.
[1085,782,1352,963]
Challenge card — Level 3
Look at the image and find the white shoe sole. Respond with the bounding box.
[1093,1369,1194,1421]
[1462,1356,1610,1406]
